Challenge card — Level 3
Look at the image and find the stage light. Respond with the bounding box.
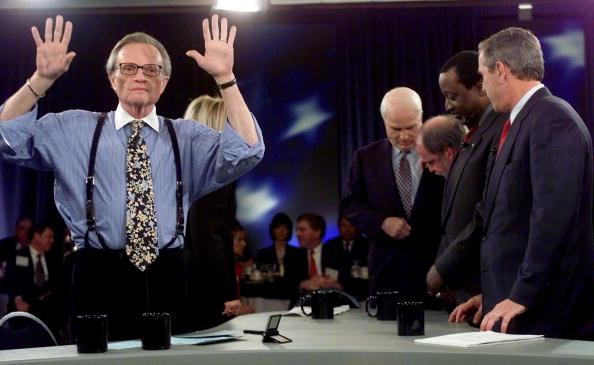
[212,0,268,13]
[518,3,533,21]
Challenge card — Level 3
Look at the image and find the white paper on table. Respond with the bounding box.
[175,330,242,338]
[285,304,350,317]
[414,331,544,347]
[108,330,243,350]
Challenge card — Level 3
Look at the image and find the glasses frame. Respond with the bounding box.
[116,63,163,77]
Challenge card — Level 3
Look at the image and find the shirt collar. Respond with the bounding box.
[310,243,323,254]
[29,245,41,258]
[510,83,544,124]
[114,103,160,132]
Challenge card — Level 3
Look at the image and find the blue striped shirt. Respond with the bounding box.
[0,105,264,250]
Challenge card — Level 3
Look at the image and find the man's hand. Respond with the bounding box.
[14,296,31,312]
[381,217,411,239]
[222,299,242,316]
[186,14,236,84]
[31,15,76,81]
[426,264,444,296]
[480,298,527,333]
[449,294,482,325]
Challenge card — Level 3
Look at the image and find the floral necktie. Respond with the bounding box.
[125,120,158,271]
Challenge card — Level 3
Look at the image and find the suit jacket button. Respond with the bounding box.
[481,235,488,241]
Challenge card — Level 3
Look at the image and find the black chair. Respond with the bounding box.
[0,311,58,350]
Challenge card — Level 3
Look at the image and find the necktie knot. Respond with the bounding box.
[130,120,144,141]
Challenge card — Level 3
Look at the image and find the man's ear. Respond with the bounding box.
[495,61,508,83]
[445,147,457,161]
[160,76,170,93]
[108,73,117,91]
[474,80,486,97]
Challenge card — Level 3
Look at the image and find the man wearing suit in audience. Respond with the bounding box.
[449,28,594,339]
[296,213,342,293]
[323,217,369,301]
[0,217,33,316]
[341,87,444,304]
[425,51,508,304]
[6,223,62,337]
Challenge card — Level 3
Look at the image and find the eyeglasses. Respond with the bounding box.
[116,63,163,77]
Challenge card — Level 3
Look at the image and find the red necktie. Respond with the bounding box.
[496,119,511,158]
[309,250,318,278]
[464,125,479,143]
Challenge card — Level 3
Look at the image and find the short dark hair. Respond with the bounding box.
[269,212,293,241]
[440,51,482,89]
[478,27,544,81]
[297,213,326,240]
[28,223,52,242]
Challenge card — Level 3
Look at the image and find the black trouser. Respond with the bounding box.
[71,248,186,341]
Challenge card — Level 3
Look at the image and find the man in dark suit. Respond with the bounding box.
[341,87,444,303]
[450,28,594,339]
[425,51,508,304]
[6,223,63,337]
[0,217,32,316]
[295,213,341,293]
[323,217,369,301]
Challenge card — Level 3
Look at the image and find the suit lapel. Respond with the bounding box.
[484,87,551,227]
[441,107,498,225]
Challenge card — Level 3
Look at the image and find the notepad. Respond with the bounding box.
[414,331,544,347]
[285,304,350,317]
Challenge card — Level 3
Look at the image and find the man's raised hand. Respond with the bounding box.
[31,15,76,81]
[186,14,236,84]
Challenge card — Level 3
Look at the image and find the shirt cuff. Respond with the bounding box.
[220,114,265,165]
[0,103,38,155]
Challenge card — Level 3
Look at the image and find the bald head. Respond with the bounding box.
[380,87,423,151]
[380,87,423,118]
[416,115,465,176]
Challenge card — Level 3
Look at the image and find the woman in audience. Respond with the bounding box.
[256,213,307,305]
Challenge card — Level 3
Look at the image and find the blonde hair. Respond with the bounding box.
[184,95,227,132]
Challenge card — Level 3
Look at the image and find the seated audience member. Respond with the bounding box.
[6,223,63,338]
[0,217,33,316]
[183,94,242,330]
[231,222,254,315]
[323,217,369,301]
[296,213,341,293]
[255,213,305,302]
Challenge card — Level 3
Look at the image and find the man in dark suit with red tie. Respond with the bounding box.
[6,223,63,337]
[341,87,444,303]
[449,28,594,339]
[425,51,508,305]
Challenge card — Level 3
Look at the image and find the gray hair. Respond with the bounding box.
[478,27,544,81]
[419,115,465,155]
[380,87,423,119]
[105,32,172,77]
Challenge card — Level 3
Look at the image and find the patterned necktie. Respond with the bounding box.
[125,120,158,271]
[34,254,44,287]
[309,249,318,278]
[396,151,413,217]
[496,118,512,158]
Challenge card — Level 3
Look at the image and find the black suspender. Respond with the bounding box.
[84,113,184,250]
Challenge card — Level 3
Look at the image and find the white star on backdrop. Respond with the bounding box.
[542,28,585,69]
[236,183,279,224]
[282,95,333,140]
